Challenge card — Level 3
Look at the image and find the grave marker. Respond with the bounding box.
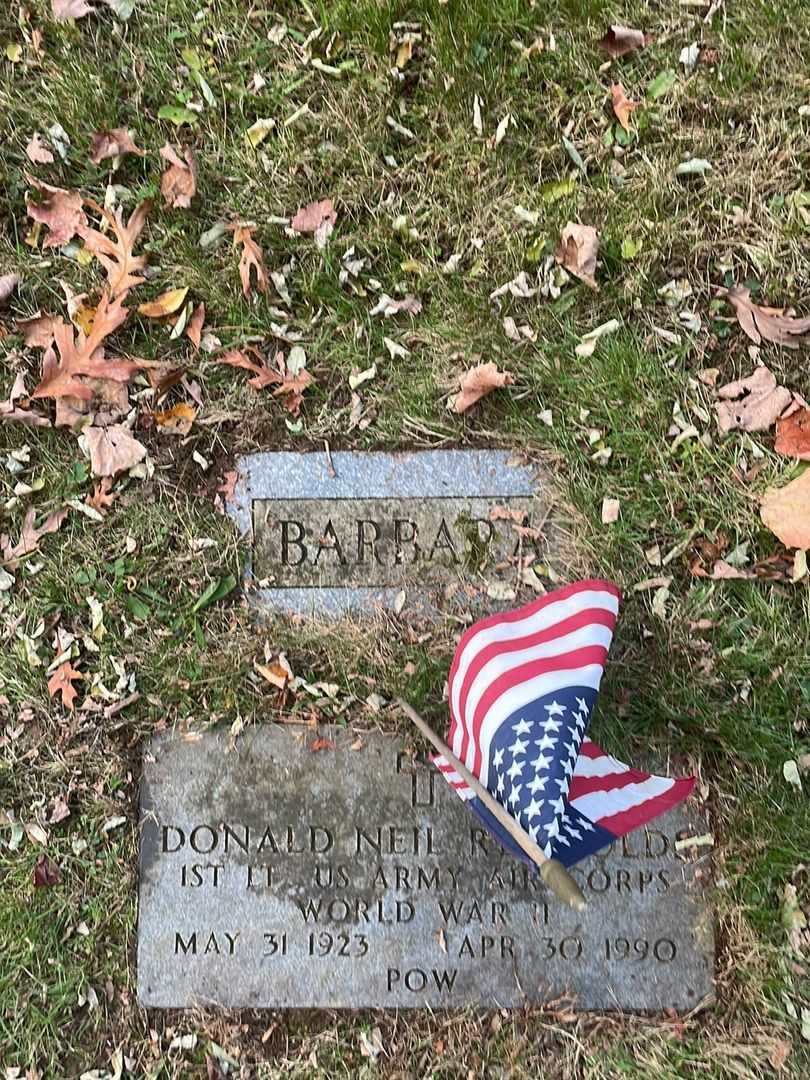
[225,449,557,616]
[137,728,714,1010]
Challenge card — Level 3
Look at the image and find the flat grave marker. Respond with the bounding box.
[225,449,557,616]
[137,728,714,1010]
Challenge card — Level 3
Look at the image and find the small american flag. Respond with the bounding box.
[435,580,695,868]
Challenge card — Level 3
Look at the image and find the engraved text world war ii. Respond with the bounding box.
[225,449,555,615]
[137,729,714,1010]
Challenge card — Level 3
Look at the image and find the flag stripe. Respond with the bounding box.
[594,778,696,835]
[471,646,610,777]
[449,582,620,751]
[569,775,675,822]
[453,618,617,764]
[451,607,618,760]
[568,766,654,799]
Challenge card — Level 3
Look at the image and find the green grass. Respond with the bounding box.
[1,0,810,1076]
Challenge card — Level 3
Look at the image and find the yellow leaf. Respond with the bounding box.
[5,43,22,64]
[76,245,95,266]
[138,287,189,319]
[400,258,423,275]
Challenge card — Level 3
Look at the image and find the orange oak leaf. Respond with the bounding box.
[215,347,281,390]
[721,285,810,349]
[26,133,54,165]
[1,506,68,567]
[760,469,810,550]
[186,302,205,348]
[159,143,198,209]
[451,362,514,413]
[31,291,142,400]
[229,224,268,297]
[26,177,86,249]
[599,25,650,59]
[89,128,145,165]
[555,222,599,290]
[47,661,82,710]
[775,409,810,461]
[611,83,638,132]
[0,372,51,427]
[78,199,150,299]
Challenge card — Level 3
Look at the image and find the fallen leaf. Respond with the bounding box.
[186,302,205,348]
[154,402,196,435]
[229,223,268,297]
[601,497,620,524]
[715,367,794,433]
[52,0,96,17]
[245,116,276,148]
[555,222,599,290]
[291,199,337,251]
[784,759,802,792]
[159,143,198,209]
[17,312,60,348]
[137,287,189,319]
[599,25,649,59]
[675,158,712,177]
[86,477,116,512]
[83,425,147,477]
[761,470,810,550]
[78,199,150,299]
[451,362,514,414]
[89,128,145,165]
[611,83,638,131]
[0,372,50,427]
[370,294,422,317]
[0,272,18,305]
[1,507,65,573]
[776,409,810,460]
[310,737,335,752]
[709,559,756,580]
[722,285,810,348]
[32,292,142,400]
[26,177,86,249]
[575,318,620,358]
[26,133,54,165]
[33,854,61,888]
[47,661,82,710]
[215,347,280,390]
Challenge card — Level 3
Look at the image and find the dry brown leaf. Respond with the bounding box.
[1,506,68,567]
[26,133,54,165]
[291,198,336,247]
[229,224,268,297]
[0,372,51,427]
[555,222,599,290]
[17,312,60,349]
[86,477,116,512]
[775,408,810,461]
[33,853,62,887]
[48,661,82,710]
[451,362,514,414]
[710,560,756,580]
[0,273,19,304]
[715,367,794,433]
[52,0,95,18]
[275,367,313,417]
[722,285,810,349]
[78,199,150,299]
[761,469,810,550]
[611,83,638,131]
[137,287,189,319]
[26,177,86,249]
[159,143,198,209]
[310,737,336,752]
[215,347,280,390]
[598,25,650,59]
[83,424,147,477]
[89,128,145,165]
[31,291,141,400]
[153,402,197,435]
[186,302,205,348]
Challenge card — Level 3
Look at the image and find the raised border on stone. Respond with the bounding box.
[225,449,548,617]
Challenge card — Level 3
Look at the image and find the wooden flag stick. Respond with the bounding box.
[396,698,586,911]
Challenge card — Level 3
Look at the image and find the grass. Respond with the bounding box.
[1,0,810,1075]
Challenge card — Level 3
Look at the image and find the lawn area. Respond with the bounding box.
[1,0,810,1076]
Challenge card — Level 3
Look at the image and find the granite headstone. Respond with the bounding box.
[225,449,558,616]
[137,728,714,1010]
